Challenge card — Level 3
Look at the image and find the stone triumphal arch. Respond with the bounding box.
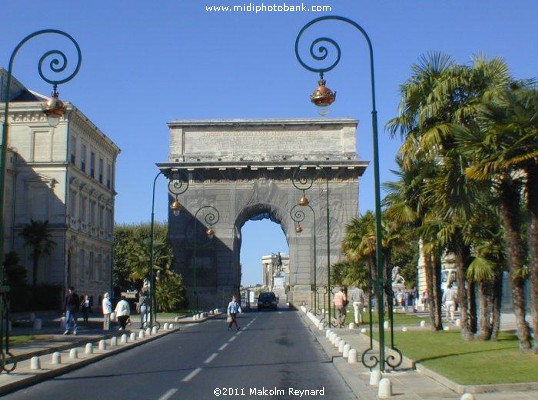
[158,119,367,309]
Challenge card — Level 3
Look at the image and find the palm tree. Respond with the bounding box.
[456,86,537,351]
[20,219,56,287]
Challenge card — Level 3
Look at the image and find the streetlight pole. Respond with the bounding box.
[295,16,400,371]
[291,164,330,325]
[290,203,317,312]
[0,30,81,373]
[189,205,219,312]
[148,169,188,329]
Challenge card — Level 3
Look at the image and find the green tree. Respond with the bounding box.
[20,219,56,287]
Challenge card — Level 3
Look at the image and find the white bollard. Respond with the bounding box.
[347,348,358,364]
[384,321,390,330]
[130,332,136,341]
[138,330,145,339]
[325,329,332,338]
[402,326,408,332]
[420,320,426,328]
[70,348,78,359]
[318,323,324,331]
[378,378,392,398]
[152,326,158,335]
[349,322,356,330]
[121,334,127,343]
[51,352,61,364]
[455,318,461,327]
[168,323,175,329]
[444,326,450,331]
[110,336,118,347]
[85,343,93,354]
[146,328,151,336]
[30,356,41,370]
[163,323,168,330]
[370,369,382,386]
[175,316,180,321]
[343,343,350,358]
[460,394,475,400]
[338,340,346,353]
[33,318,42,330]
[192,315,197,321]
[99,340,107,350]
[360,328,367,334]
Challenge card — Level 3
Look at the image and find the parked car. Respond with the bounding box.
[257,291,278,311]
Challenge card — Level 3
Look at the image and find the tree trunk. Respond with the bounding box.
[525,168,538,353]
[490,271,503,341]
[499,176,532,351]
[454,241,473,340]
[424,247,442,331]
[32,252,39,287]
[477,281,492,340]
[431,251,444,330]
[468,280,477,334]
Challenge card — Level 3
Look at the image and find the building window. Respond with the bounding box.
[99,205,104,229]
[88,252,94,281]
[70,137,77,165]
[90,152,95,178]
[79,249,85,282]
[98,158,104,184]
[106,163,111,189]
[81,144,87,172]
[90,201,96,226]
[80,196,87,222]
[70,190,77,217]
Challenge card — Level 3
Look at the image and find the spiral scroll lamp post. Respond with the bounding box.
[290,203,318,312]
[0,30,81,372]
[291,165,331,326]
[187,205,219,312]
[148,169,189,329]
[295,16,401,371]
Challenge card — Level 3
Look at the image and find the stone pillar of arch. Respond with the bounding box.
[161,119,367,310]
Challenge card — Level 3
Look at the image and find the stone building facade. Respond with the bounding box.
[1,69,120,302]
[160,119,367,309]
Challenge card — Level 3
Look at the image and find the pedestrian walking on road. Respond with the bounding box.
[114,295,131,331]
[227,295,241,331]
[63,286,80,335]
[102,292,112,331]
[442,284,457,322]
[80,294,90,323]
[349,286,365,325]
[333,287,347,328]
[137,289,148,328]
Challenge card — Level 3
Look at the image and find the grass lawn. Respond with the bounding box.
[9,335,36,345]
[373,329,538,385]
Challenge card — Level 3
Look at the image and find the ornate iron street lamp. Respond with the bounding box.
[187,205,219,311]
[148,169,189,328]
[290,203,317,312]
[291,164,330,325]
[295,16,401,371]
[0,29,81,373]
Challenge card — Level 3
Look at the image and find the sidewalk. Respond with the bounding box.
[300,307,538,399]
[0,311,214,396]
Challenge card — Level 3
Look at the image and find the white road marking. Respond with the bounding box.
[219,343,229,351]
[182,367,202,382]
[204,353,218,364]
[158,388,178,400]
[229,336,237,342]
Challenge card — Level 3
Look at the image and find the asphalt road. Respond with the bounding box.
[3,309,357,400]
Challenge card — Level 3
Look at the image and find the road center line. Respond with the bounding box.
[204,353,218,364]
[158,388,178,400]
[182,367,202,382]
[219,343,229,351]
[228,336,237,342]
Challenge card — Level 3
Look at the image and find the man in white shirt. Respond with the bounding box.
[350,287,365,325]
[442,284,457,322]
[114,295,131,330]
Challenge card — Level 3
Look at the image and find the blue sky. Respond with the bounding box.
[1,1,537,286]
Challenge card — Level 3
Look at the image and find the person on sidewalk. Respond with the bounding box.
[80,295,90,323]
[63,286,80,335]
[137,289,148,328]
[102,292,112,331]
[349,286,365,325]
[114,295,131,331]
[333,287,347,328]
[442,284,457,322]
[227,295,241,331]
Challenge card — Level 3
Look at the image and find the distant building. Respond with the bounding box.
[1,68,120,301]
[261,252,289,301]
